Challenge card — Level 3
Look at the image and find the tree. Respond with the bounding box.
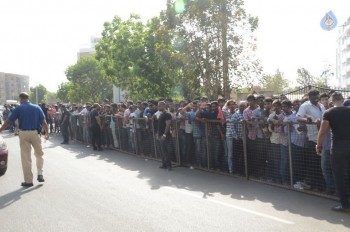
[56,82,72,103]
[296,68,315,87]
[46,92,58,104]
[64,56,113,103]
[172,0,261,99]
[29,84,47,104]
[96,14,181,101]
[314,66,334,88]
[259,70,289,94]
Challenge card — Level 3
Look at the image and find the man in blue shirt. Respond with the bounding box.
[0,92,49,187]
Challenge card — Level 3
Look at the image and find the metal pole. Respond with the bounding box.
[288,123,294,187]
[175,120,181,166]
[151,120,158,159]
[242,121,248,179]
[133,120,137,154]
[205,120,210,170]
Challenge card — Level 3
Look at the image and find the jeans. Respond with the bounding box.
[91,125,102,149]
[127,127,135,153]
[291,143,304,183]
[305,141,324,189]
[280,144,289,183]
[210,137,223,169]
[233,139,244,176]
[184,133,194,165]
[159,137,172,168]
[331,141,350,208]
[178,129,186,164]
[321,149,335,192]
[121,128,129,151]
[194,137,207,168]
[61,124,69,143]
[226,137,234,173]
[270,143,281,182]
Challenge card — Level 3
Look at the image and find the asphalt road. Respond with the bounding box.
[0,132,349,232]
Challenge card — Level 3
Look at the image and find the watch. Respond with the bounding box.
[162,134,166,137]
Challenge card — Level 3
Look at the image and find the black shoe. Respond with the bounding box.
[331,205,350,213]
[159,165,167,169]
[21,182,34,187]
[93,147,97,151]
[98,147,103,151]
[37,175,45,182]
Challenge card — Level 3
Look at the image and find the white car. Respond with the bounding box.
[0,135,8,175]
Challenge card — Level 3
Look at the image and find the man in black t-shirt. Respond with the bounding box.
[60,105,70,144]
[90,103,103,151]
[157,101,172,170]
[317,92,350,213]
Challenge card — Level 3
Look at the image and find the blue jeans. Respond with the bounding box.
[210,138,223,169]
[331,141,350,208]
[179,129,186,164]
[226,137,233,173]
[321,149,335,192]
[194,137,207,168]
[280,144,289,183]
[127,128,135,153]
[291,143,304,183]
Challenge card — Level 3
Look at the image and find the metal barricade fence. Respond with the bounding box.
[71,115,350,199]
[283,85,350,101]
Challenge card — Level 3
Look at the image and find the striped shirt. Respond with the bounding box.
[268,112,287,145]
[223,109,235,138]
[283,112,306,147]
[243,106,259,140]
[232,111,244,139]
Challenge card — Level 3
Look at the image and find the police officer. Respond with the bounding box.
[0,92,49,187]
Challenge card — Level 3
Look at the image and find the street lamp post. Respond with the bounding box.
[36,85,38,104]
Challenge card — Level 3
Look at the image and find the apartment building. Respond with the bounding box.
[336,17,350,88]
[0,72,29,104]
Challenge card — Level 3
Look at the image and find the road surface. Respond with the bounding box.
[0,132,349,232]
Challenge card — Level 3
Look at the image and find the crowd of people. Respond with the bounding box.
[1,89,350,212]
[14,91,345,192]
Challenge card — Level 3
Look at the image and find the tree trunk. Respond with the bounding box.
[221,0,229,99]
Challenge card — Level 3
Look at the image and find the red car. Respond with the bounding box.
[0,135,8,175]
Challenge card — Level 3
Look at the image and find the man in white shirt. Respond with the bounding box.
[297,89,325,191]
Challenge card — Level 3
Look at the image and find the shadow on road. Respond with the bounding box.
[52,136,350,228]
[0,185,43,209]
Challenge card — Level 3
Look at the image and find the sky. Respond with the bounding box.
[0,0,349,92]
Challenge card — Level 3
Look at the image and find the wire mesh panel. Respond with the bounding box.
[101,115,115,149]
[79,114,91,145]
[225,116,245,176]
[243,118,275,182]
[169,120,179,165]
[175,118,195,167]
[192,117,208,169]
[76,115,84,142]
[134,118,156,158]
[205,120,226,172]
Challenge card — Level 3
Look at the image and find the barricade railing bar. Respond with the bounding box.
[69,115,349,199]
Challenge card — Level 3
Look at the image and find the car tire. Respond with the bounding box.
[0,168,7,176]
